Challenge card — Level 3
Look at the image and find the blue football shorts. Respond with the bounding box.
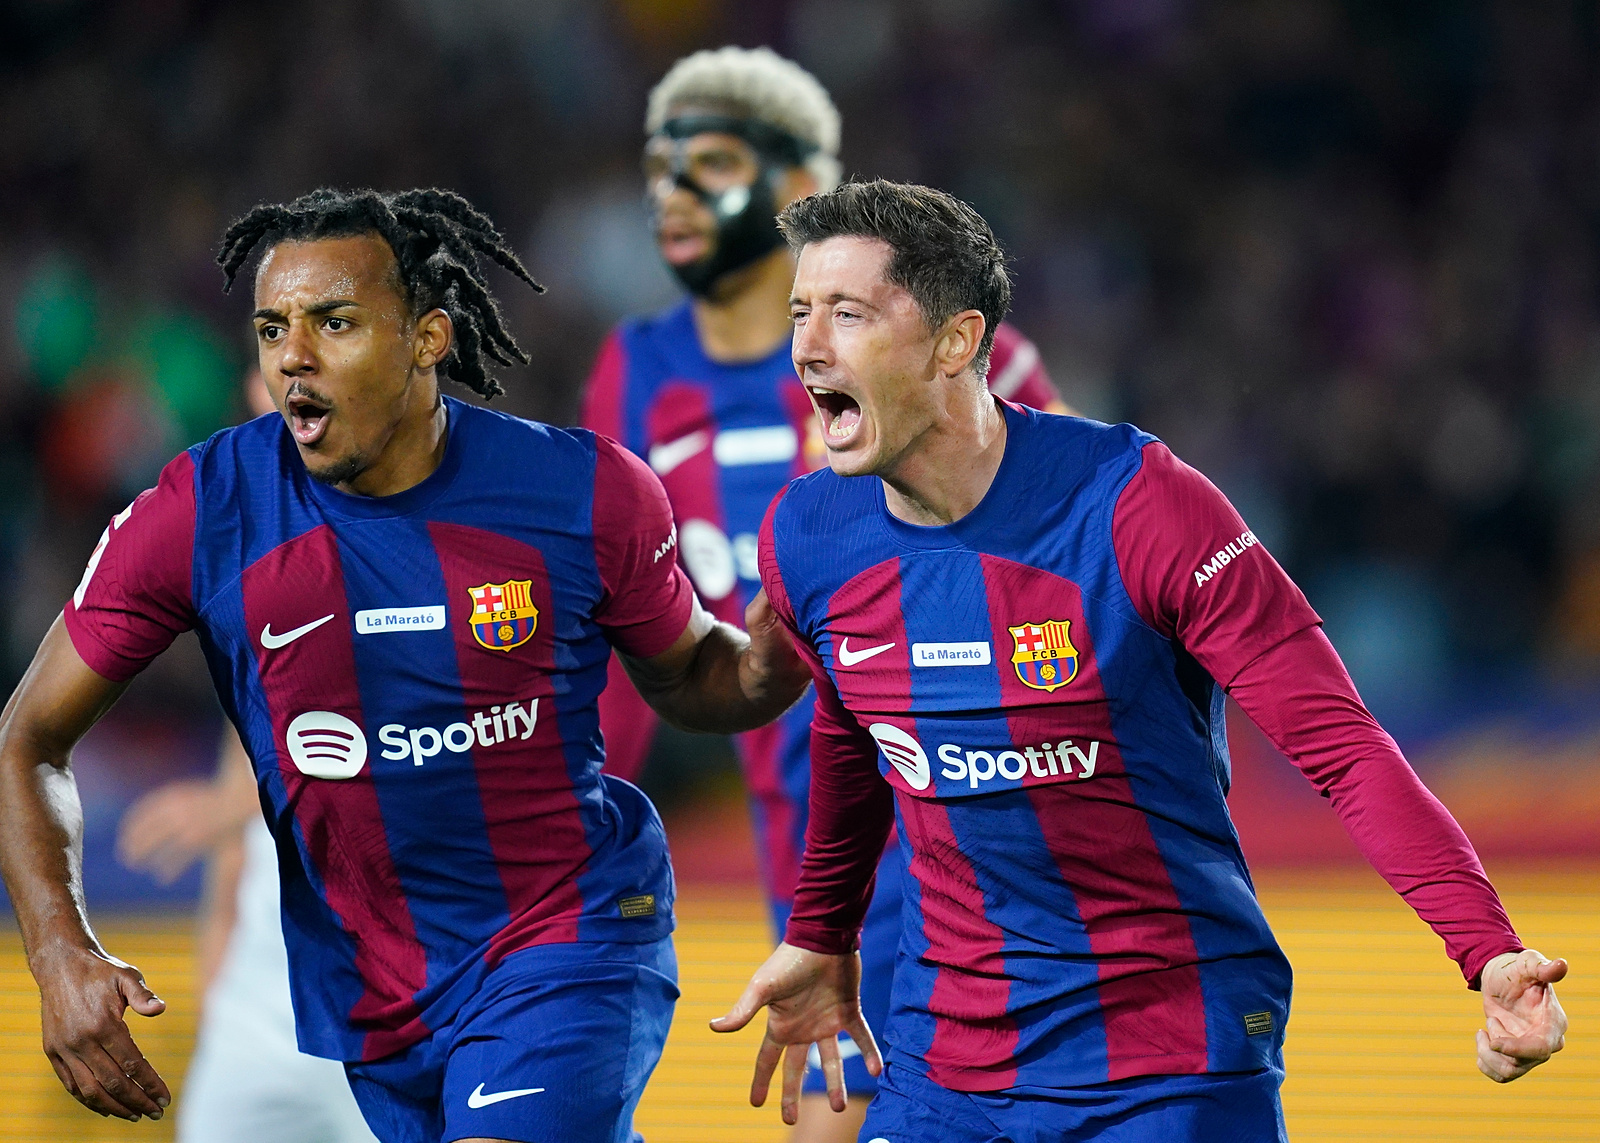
[343,937,678,1143]
[770,843,905,1100]
[859,1059,1288,1143]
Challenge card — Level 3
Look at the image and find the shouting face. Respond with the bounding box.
[251,234,449,490]
[790,236,953,480]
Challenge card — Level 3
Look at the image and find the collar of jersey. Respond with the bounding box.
[875,399,1030,550]
[302,396,468,519]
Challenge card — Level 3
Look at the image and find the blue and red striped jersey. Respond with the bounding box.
[759,403,1520,1091]
[65,397,693,1062]
[582,299,1061,916]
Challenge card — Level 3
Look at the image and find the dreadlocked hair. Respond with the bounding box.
[217,187,543,399]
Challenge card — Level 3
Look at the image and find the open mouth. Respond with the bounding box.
[656,210,714,267]
[808,386,862,447]
[285,391,332,446]
[658,227,711,267]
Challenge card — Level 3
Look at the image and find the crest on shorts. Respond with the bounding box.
[467,580,538,652]
[1008,620,1079,692]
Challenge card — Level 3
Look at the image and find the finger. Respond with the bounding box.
[1476,1030,1517,1083]
[1487,1028,1565,1061]
[1535,956,1569,985]
[845,1013,883,1078]
[59,1053,117,1117]
[100,1027,171,1112]
[120,970,166,1019]
[67,1047,145,1120]
[817,1035,848,1113]
[711,980,766,1034]
[85,1041,165,1118]
[1477,1029,1540,1083]
[46,1051,80,1100]
[780,1040,809,1126]
[749,1030,784,1108]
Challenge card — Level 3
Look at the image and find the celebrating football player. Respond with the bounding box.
[584,48,1067,1141]
[713,180,1568,1141]
[0,187,808,1143]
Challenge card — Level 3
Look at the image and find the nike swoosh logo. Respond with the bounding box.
[648,430,710,476]
[837,638,895,667]
[467,1083,546,1109]
[260,614,336,650]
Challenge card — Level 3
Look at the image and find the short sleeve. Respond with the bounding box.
[1112,441,1320,685]
[591,433,696,659]
[63,451,198,681]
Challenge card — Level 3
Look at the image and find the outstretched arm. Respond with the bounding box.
[1111,440,1565,1082]
[0,618,172,1121]
[1228,627,1566,1080]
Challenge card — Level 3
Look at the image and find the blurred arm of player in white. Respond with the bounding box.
[116,727,257,996]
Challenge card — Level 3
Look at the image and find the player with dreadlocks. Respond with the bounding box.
[0,186,811,1143]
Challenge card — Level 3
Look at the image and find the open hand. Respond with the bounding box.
[34,944,170,1120]
[1477,948,1567,1082]
[711,942,881,1125]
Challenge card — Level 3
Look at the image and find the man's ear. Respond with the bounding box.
[414,308,454,371]
[934,310,986,379]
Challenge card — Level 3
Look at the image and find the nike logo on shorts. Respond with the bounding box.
[260,614,335,649]
[837,638,895,667]
[466,1082,546,1108]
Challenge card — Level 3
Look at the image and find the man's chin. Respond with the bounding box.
[824,444,878,480]
[302,449,370,488]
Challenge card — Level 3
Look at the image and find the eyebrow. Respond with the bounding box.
[789,292,877,310]
[252,299,361,321]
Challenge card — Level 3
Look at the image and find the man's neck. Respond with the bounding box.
[690,246,797,364]
[881,387,1008,527]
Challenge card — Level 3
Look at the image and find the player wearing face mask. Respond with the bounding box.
[582,46,1068,1143]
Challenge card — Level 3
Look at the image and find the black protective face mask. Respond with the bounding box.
[650,115,818,298]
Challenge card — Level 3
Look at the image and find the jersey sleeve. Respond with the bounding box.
[591,434,696,659]
[63,451,198,681]
[758,490,895,955]
[1112,441,1320,685]
[1229,626,1522,986]
[987,322,1064,411]
[579,330,627,442]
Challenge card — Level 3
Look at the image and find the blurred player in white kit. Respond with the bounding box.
[116,371,377,1143]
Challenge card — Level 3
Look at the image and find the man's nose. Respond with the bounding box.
[792,314,831,370]
[278,321,318,374]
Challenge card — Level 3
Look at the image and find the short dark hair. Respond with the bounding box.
[777,180,1011,375]
[218,188,543,400]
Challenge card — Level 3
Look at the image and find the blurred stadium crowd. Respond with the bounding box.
[2,0,1599,817]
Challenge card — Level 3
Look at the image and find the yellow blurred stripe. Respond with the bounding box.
[2,867,1595,1141]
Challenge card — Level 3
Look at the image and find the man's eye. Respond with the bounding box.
[325,317,349,332]
[258,325,284,342]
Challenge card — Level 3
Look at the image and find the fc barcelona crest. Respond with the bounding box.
[467,580,538,652]
[1008,620,1079,692]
